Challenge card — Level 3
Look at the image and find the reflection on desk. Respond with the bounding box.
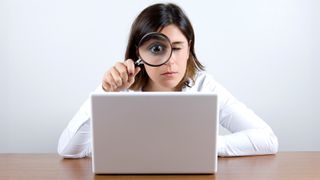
[1,152,320,180]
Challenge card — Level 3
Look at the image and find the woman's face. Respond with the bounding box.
[143,24,190,91]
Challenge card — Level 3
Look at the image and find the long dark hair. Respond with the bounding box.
[126,3,205,90]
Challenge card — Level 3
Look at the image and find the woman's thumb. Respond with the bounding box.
[134,67,141,76]
[128,67,141,85]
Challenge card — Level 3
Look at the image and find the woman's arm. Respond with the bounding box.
[217,100,278,156]
[57,85,106,158]
[57,99,92,158]
[196,73,279,156]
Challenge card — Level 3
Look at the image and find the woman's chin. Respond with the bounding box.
[159,81,180,91]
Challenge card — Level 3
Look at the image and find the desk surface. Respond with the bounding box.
[1,152,320,180]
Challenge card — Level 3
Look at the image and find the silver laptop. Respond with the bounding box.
[90,92,218,174]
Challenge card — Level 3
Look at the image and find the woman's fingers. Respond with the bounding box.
[109,67,123,87]
[102,59,141,92]
[106,70,118,90]
[114,62,129,83]
[128,67,141,85]
[124,59,135,76]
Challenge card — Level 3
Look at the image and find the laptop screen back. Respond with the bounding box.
[90,92,218,174]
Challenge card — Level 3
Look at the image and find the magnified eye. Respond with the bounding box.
[148,44,166,55]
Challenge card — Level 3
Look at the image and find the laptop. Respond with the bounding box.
[90,92,218,174]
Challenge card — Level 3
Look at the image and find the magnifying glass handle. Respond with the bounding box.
[135,59,143,66]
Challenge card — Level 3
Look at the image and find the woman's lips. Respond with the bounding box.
[161,71,178,77]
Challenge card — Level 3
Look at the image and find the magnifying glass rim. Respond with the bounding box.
[137,32,173,67]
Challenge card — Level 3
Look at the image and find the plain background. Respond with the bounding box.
[1,0,319,153]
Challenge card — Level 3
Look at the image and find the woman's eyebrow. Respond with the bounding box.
[171,41,185,45]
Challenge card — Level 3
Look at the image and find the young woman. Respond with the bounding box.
[58,3,278,158]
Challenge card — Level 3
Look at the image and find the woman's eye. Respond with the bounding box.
[172,47,181,51]
[149,45,165,54]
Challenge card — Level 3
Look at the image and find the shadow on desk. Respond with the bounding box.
[60,157,214,180]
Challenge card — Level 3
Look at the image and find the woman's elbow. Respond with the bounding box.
[57,149,87,159]
[57,145,88,158]
[267,131,279,154]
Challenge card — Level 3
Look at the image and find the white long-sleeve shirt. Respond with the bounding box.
[57,72,278,158]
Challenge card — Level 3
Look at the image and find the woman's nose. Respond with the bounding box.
[164,55,175,66]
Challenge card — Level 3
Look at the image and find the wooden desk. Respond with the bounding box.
[1,152,319,180]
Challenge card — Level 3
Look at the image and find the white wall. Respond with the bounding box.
[1,0,319,153]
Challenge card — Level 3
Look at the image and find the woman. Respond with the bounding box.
[58,3,278,158]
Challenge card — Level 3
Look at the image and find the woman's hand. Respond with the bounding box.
[102,59,141,92]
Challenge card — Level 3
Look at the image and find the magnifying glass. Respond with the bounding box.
[135,32,173,67]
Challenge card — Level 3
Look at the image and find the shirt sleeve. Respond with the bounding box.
[197,73,279,156]
[57,84,105,158]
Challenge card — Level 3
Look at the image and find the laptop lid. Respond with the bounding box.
[90,92,218,174]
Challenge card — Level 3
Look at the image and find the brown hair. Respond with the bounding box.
[126,3,205,90]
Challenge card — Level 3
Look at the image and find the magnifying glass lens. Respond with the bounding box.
[137,33,172,67]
